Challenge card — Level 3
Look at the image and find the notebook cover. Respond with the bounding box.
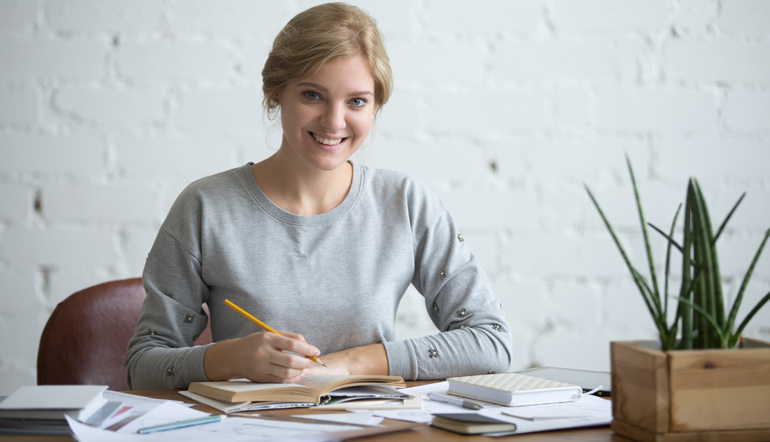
[0,385,107,411]
[433,413,515,424]
[448,372,577,393]
[447,372,582,406]
[430,413,516,434]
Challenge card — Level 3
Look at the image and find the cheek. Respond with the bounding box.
[281,108,313,136]
[351,113,374,137]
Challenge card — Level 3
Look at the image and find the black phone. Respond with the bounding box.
[515,367,611,397]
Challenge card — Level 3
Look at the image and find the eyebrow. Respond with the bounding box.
[295,81,374,97]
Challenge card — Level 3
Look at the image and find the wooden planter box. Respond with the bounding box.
[611,338,770,442]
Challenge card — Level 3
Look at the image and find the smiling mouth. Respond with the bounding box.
[311,132,346,146]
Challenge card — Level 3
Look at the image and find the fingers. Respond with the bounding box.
[271,332,320,359]
[259,358,306,383]
[279,330,307,343]
[233,332,323,383]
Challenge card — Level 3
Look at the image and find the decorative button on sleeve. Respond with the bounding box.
[457,233,464,242]
[166,366,174,376]
[492,324,502,331]
[432,300,440,313]
[428,349,439,358]
[456,307,468,318]
[184,313,195,323]
[439,270,447,280]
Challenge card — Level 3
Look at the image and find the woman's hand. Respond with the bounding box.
[203,331,321,383]
[304,343,388,376]
[305,351,353,376]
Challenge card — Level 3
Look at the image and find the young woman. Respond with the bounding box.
[126,2,512,390]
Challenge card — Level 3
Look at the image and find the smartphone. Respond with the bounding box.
[515,367,611,397]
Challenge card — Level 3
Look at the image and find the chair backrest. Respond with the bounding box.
[37,278,212,391]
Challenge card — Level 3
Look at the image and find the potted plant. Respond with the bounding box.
[585,156,770,442]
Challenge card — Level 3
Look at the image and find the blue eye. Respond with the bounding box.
[302,90,321,101]
[350,98,367,107]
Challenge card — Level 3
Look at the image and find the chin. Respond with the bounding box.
[306,150,357,172]
[313,159,350,172]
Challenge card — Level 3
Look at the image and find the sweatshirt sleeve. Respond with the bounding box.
[125,221,212,390]
[382,209,513,380]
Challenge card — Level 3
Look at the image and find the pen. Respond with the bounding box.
[137,414,226,434]
[428,392,484,410]
[223,299,327,367]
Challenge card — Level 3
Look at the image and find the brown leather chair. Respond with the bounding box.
[37,278,212,391]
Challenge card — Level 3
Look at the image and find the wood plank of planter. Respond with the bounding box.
[611,341,669,434]
[668,346,770,432]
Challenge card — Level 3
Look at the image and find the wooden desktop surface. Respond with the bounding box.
[7,382,633,442]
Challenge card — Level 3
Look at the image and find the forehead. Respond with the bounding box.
[295,55,374,92]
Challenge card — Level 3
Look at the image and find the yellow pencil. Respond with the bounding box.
[223,298,327,367]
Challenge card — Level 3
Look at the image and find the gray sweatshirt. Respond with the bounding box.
[126,162,512,390]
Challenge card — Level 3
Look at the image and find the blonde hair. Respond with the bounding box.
[262,2,392,118]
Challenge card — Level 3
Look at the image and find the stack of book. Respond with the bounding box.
[0,385,108,435]
[427,371,612,436]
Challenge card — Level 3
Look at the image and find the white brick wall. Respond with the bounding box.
[1,0,769,395]
[0,89,37,124]
[0,40,107,79]
[46,0,166,32]
[55,87,167,128]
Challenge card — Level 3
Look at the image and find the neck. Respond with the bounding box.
[251,150,353,216]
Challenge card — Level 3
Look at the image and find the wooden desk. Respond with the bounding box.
[7,384,633,442]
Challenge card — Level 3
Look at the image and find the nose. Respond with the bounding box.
[319,102,346,131]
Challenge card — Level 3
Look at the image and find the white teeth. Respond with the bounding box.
[312,133,343,146]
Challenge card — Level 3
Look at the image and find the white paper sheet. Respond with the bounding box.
[68,406,385,442]
[114,401,208,434]
[479,394,612,436]
[69,414,402,442]
[103,391,181,410]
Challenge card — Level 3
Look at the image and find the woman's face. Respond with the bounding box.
[278,55,376,173]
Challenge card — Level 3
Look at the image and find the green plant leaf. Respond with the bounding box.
[584,185,638,274]
[673,264,706,349]
[713,192,746,244]
[676,296,729,348]
[680,184,694,349]
[729,290,770,349]
[626,155,663,317]
[630,267,669,336]
[648,222,684,253]
[663,204,683,317]
[689,179,725,347]
[726,227,770,336]
[585,183,668,338]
